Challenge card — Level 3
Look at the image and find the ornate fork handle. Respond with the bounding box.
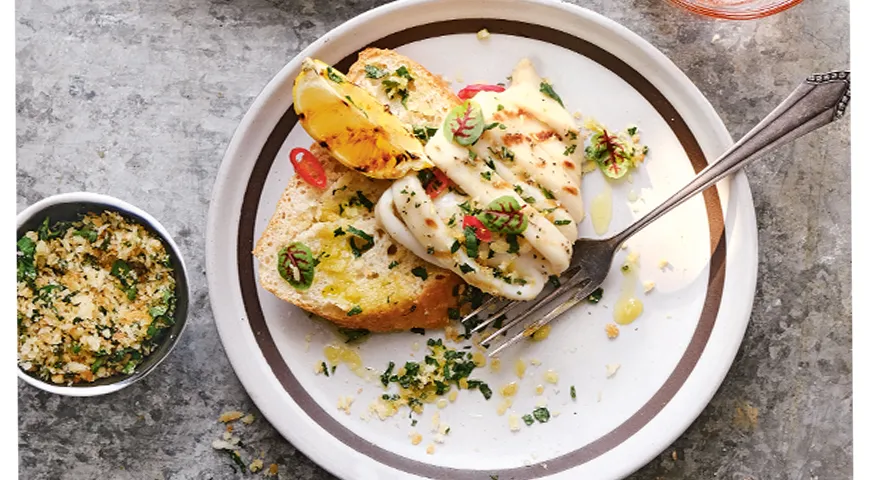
[609,71,851,247]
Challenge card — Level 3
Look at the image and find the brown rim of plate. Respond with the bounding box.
[236,19,726,479]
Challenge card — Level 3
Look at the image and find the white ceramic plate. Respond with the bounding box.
[206,1,759,478]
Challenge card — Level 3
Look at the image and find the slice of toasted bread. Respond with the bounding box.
[348,48,459,130]
[253,49,463,332]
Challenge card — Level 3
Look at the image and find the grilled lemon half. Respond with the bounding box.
[292,58,432,179]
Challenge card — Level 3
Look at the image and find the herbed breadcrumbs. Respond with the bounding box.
[17,211,176,384]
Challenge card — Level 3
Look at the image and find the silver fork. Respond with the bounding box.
[469,70,851,357]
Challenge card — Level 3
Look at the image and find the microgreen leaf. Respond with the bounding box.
[277,242,316,290]
[477,196,528,234]
[444,100,485,146]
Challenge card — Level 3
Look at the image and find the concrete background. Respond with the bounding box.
[17,0,851,478]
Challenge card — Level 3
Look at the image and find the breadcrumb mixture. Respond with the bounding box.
[17,211,176,384]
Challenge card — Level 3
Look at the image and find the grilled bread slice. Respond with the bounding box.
[253,48,463,331]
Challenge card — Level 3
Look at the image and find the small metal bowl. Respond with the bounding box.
[16,192,190,396]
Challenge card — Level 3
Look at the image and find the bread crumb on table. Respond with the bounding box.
[219,411,244,423]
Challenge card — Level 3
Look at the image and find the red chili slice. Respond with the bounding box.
[289,147,327,189]
[456,84,506,100]
[425,169,452,198]
[463,215,492,242]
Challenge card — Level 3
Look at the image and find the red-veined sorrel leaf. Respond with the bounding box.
[585,129,632,179]
[477,195,528,234]
[444,100,485,146]
[277,242,316,290]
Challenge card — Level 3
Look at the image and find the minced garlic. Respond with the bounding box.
[543,369,559,384]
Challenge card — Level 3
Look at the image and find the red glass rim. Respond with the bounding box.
[667,0,803,20]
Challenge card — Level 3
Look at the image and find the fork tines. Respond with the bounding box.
[457,266,597,357]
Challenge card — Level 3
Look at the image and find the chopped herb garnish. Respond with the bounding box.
[337,327,370,343]
[506,234,520,254]
[411,266,428,280]
[554,219,572,226]
[412,126,439,145]
[228,450,247,473]
[347,305,363,316]
[522,414,535,426]
[333,227,345,237]
[548,275,561,288]
[587,287,604,303]
[321,361,330,376]
[627,126,638,136]
[464,226,480,259]
[410,327,426,335]
[563,144,577,156]
[540,186,555,199]
[326,67,344,84]
[364,64,388,79]
[539,82,563,106]
[532,406,551,423]
[388,260,399,269]
[381,361,395,387]
[459,263,475,274]
[346,226,375,257]
[73,226,98,243]
[450,240,461,254]
[480,171,492,181]
[570,385,577,399]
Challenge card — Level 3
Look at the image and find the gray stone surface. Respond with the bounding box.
[16,0,850,479]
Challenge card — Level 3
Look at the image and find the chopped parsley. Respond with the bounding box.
[480,171,492,181]
[381,361,395,387]
[410,327,426,335]
[382,66,414,108]
[333,227,345,237]
[627,126,638,136]
[413,126,439,145]
[388,260,399,269]
[364,64,389,79]
[346,226,374,257]
[506,234,520,254]
[587,287,604,303]
[563,144,577,156]
[464,226,480,259]
[522,414,535,426]
[539,82,563,106]
[337,327,370,343]
[348,191,374,212]
[570,385,577,399]
[532,406,551,423]
[326,67,344,84]
[450,240,461,254]
[346,305,363,316]
[459,263,475,274]
[411,266,428,280]
[321,361,330,377]
[554,219,572,226]
[548,275,561,288]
